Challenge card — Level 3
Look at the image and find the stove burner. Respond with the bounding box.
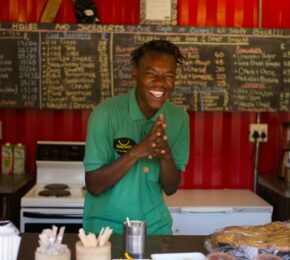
[39,183,70,197]
[39,189,71,197]
[44,184,69,190]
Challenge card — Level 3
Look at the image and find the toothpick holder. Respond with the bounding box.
[75,241,111,260]
[35,249,71,260]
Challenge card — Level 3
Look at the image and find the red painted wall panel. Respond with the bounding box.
[177,0,259,27]
[93,0,140,24]
[0,0,290,190]
[54,0,76,23]
[0,109,90,179]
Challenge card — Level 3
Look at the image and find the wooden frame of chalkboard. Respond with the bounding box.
[0,22,289,111]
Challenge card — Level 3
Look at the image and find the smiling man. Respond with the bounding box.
[83,40,190,235]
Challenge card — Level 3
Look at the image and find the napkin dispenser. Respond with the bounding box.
[0,220,21,260]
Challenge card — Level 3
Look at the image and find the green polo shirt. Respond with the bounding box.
[83,87,189,235]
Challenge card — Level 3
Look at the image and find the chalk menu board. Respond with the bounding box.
[0,22,290,111]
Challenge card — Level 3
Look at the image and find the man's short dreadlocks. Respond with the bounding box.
[130,39,184,67]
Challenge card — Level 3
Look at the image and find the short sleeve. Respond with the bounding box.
[172,111,190,172]
[83,107,113,172]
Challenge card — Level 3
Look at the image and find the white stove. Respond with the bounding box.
[21,183,85,208]
[20,141,86,233]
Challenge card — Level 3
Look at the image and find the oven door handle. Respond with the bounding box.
[23,212,83,219]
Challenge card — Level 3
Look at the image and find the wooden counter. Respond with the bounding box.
[0,175,31,227]
[19,233,208,260]
[258,175,290,198]
[257,175,290,221]
[0,175,31,193]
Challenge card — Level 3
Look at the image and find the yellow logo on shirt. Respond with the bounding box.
[113,138,136,155]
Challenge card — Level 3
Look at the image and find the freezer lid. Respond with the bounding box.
[164,189,273,213]
[169,206,234,213]
[177,206,273,213]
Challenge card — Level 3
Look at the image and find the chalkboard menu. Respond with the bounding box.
[0,22,290,111]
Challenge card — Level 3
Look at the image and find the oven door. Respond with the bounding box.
[20,207,83,233]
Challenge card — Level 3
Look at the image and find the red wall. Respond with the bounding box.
[0,0,290,189]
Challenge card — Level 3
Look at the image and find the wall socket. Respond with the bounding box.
[249,123,268,142]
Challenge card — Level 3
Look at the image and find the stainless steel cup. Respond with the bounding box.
[123,220,147,259]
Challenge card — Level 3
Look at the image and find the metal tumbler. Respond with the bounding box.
[123,220,147,259]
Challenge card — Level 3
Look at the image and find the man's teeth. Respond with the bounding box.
[149,90,164,98]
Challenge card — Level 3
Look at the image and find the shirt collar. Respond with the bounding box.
[129,87,165,122]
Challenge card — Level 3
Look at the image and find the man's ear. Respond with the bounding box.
[132,67,137,79]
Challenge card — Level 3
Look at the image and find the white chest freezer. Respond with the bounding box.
[164,189,273,235]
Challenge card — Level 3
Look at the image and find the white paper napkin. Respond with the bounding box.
[0,221,21,260]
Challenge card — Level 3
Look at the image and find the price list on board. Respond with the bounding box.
[41,32,100,109]
[0,30,39,108]
[280,42,290,111]
[1,22,290,112]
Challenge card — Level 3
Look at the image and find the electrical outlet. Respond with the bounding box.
[249,123,268,142]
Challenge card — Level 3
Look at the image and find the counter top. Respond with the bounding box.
[18,233,208,260]
[258,175,290,198]
[0,174,31,194]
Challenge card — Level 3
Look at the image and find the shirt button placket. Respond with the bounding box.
[141,121,152,174]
